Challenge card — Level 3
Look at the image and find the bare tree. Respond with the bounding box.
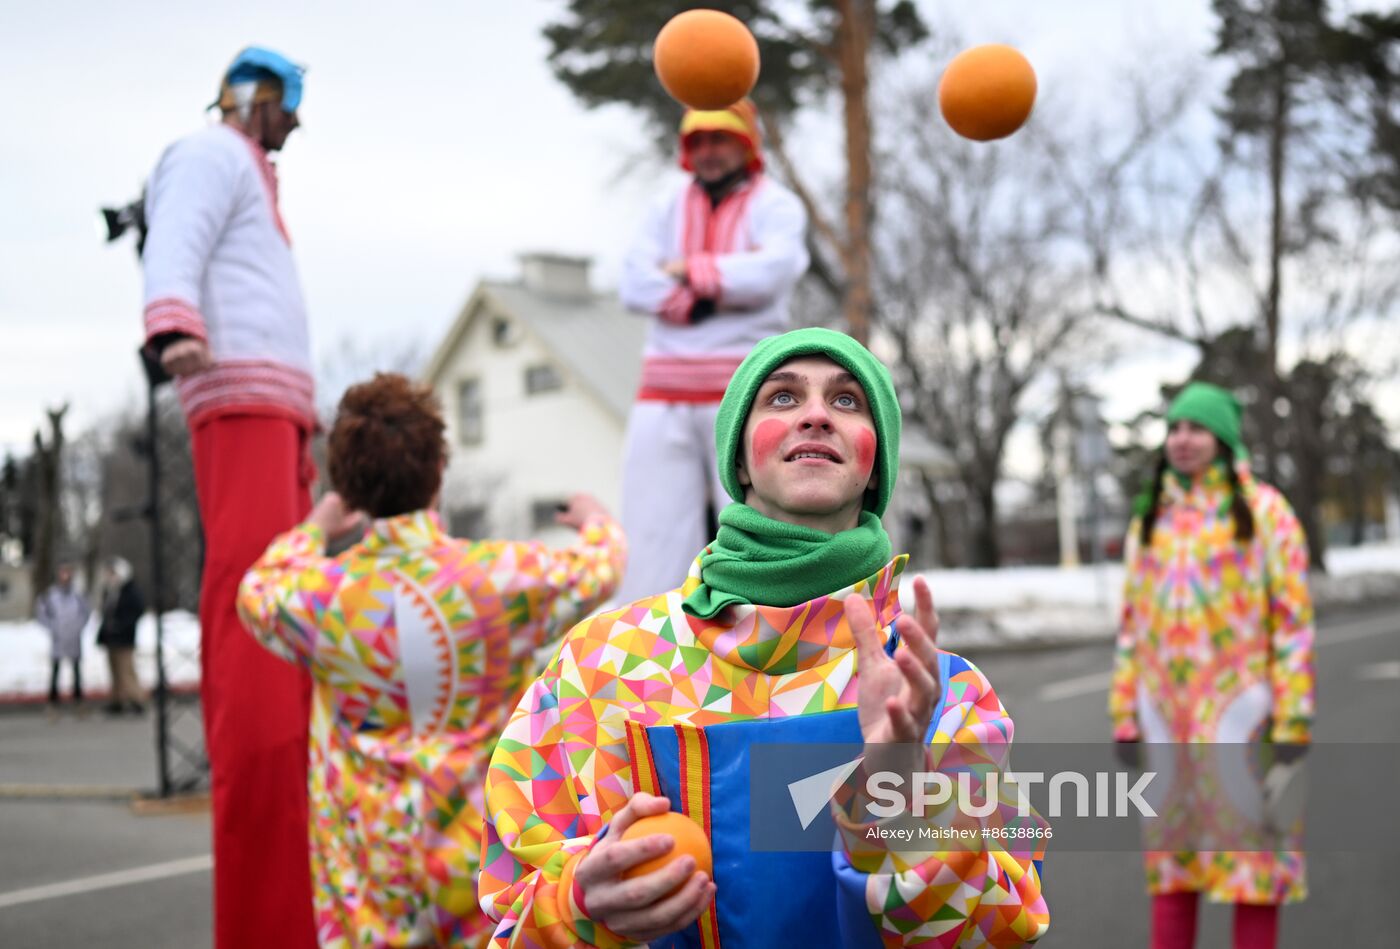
[1090,12,1400,569]
[872,73,1187,567]
[62,427,109,592]
[30,404,68,600]
[317,333,430,422]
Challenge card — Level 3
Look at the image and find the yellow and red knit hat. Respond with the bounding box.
[679,99,764,173]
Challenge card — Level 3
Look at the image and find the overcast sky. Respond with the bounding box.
[0,0,1231,468]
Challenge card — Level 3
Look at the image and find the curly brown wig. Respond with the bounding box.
[328,373,447,518]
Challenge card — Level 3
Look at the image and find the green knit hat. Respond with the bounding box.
[1166,382,1247,461]
[715,328,901,517]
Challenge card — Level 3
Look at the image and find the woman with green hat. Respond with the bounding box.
[1109,382,1316,949]
[478,328,1049,948]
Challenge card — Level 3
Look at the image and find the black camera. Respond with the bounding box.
[101,195,148,256]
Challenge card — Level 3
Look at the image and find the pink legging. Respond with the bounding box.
[1152,892,1280,949]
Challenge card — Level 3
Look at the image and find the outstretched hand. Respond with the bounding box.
[846,576,942,748]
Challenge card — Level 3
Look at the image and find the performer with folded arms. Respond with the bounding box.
[616,99,808,602]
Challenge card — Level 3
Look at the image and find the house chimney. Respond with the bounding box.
[519,252,592,299]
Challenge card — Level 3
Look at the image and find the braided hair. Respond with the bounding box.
[1139,439,1255,546]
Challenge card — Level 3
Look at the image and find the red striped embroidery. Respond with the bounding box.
[676,176,764,308]
[674,725,721,949]
[638,355,743,401]
[175,360,316,428]
[660,284,696,326]
[625,720,662,797]
[143,297,207,341]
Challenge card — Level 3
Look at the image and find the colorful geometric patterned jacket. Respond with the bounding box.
[480,554,1050,947]
[237,509,625,948]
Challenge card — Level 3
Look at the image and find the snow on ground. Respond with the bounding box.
[4,542,1398,697]
[0,611,199,702]
[910,541,1400,611]
[911,563,1126,611]
[1326,541,1400,575]
[903,541,1400,651]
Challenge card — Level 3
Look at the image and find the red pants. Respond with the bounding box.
[1151,892,1280,949]
[193,414,316,949]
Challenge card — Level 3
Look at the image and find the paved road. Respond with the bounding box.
[0,714,211,948]
[0,607,1395,947]
[968,607,1399,948]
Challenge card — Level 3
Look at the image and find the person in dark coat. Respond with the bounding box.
[97,557,146,714]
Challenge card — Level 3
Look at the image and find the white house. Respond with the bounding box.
[423,252,955,557]
[423,254,645,548]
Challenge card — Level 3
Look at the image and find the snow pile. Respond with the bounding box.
[0,611,200,702]
[904,540,1400,651]
[3,541,1398,696]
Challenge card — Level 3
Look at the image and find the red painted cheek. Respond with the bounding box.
[751,419,789,466]
[855,428,877,476]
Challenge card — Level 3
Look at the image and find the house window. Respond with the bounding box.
[524,363,563,395]
[492,318,515,347]
[530,499,566,531]
[448,505,488,539]
[457,379,483,445]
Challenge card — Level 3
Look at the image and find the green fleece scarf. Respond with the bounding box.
[682,503,892,619]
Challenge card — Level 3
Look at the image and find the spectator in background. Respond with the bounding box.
[238,373,626,948]
[36,561,91,712]
[97,557,146,715]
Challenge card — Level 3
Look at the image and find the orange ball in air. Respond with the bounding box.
[620,811,714,886]
[938,44,1038,141]
[653,9,760,110]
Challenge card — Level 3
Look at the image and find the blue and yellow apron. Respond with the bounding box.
[624,637,955,948]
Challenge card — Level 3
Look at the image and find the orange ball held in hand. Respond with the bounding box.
[653,9,760,110]
[938,44,1038,142]
[620,811,714,885]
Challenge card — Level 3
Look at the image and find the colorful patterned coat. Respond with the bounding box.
[1109,463,1316,904]
[480,555,1049,948]
[237,510,625,948]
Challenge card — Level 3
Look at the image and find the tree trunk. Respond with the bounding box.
[1298,486,1329,575]
[835,0,875,346]
[1288,386,1329,574]
[1260,58,1288,482]
[918,470,956,567]
[30,405,68,604]
[1349,468,1367,547]
[969,479,1001,568]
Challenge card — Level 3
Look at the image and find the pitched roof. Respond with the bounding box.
[423,279,647,423]
[423,276,955,474]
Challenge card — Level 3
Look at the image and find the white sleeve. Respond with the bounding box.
[619,193,693,324]
[140,134,242,344]
[687,188,809,310]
